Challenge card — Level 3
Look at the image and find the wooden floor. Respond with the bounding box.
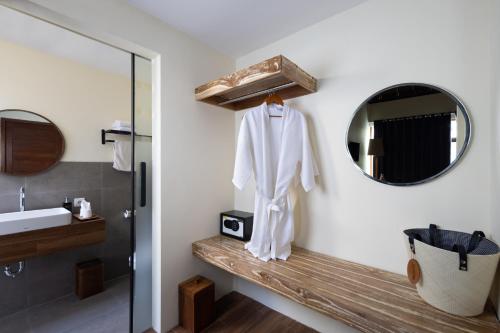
[169,291,316,333]
[193,236,499,333]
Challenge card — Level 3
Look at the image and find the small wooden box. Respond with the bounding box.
[75,259,104,299]
[179,275,215,333]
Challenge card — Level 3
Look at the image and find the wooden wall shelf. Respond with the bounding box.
[195,55,317,111]
[193,236,499,333]
[0,216,105,265]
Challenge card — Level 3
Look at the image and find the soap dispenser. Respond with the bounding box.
[63,197,73,212]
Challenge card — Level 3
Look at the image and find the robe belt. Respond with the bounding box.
[258,192,287,259]
[267,199,282,219]
[263,194,286,221]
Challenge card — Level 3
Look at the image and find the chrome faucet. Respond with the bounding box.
[19,186,25,212]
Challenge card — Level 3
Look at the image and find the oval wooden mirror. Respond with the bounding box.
[0,109,64,176]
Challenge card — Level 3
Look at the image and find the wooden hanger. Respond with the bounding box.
[265,93,284,106]
[264,92,284,118]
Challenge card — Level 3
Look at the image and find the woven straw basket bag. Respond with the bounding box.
[403,224,499,316]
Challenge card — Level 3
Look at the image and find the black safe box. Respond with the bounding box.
[220,210,253,241]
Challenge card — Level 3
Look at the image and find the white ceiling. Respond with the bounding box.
[0,2,366,77]
[0,6,131,77]
[127,0,368,57]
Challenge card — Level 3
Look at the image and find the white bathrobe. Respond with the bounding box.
[233,102,318,261]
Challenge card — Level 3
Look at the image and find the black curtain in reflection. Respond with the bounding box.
[374,113,451,183]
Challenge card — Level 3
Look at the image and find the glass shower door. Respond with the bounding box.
[131,54,153,333]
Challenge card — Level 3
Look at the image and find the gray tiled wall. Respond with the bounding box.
[0,162,131,318]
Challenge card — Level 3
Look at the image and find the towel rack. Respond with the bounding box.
[101,129,152,145]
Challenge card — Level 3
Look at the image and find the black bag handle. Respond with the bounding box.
[406,224,438,255]
[467,231,485,253]
[452,244,468,271]
[408,233,422,254]
[429,224,438,247]
[410,226,485,271]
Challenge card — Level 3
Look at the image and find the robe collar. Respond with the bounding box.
[258,102,293,199]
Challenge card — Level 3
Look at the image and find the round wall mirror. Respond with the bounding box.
[0,109,64,176]
[346,83,471,186]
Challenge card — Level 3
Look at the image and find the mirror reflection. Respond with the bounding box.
[0,109,64,175]
[347,84,470,185]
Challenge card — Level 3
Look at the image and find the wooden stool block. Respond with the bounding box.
[75,259,104,299]
[179,275,215,333]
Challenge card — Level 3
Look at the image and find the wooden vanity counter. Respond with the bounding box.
[0,216,105,265]
[193,235,499,333]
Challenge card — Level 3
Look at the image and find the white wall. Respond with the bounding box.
[234,0,495,331]
[0,37,130,162]
[1,1,237,332]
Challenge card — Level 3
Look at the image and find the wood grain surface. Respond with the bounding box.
[0,216,105,265]
[179,275,215,333]
[169,291,316,333]
[0,117,64,175]
[194,55,317,110]
[193,236,499,333]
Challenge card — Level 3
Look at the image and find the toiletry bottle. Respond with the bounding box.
[63,197,73,212]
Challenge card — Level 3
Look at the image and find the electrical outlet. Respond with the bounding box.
[74,197,85,207]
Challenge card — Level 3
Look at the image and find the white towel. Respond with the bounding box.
[113,141,131,172]
[112,120,131,132]
[79,199,92,219]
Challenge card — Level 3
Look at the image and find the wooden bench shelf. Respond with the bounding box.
[195,55,317,111]
[193,236,498,333]
[0,216,105,265]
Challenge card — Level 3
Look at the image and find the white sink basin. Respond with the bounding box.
[0,208,72,236]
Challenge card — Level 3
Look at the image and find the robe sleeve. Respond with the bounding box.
[233,114,253,190]
[300,116,319,192]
